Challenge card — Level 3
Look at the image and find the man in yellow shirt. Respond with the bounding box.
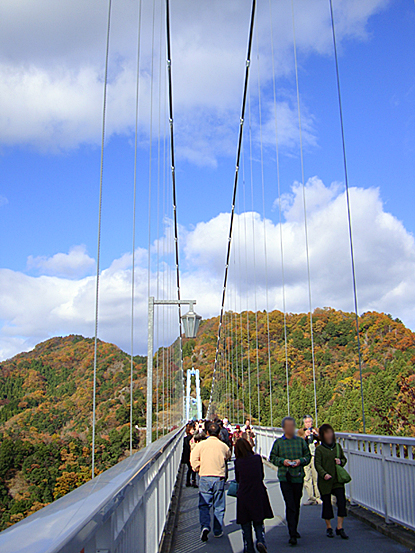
[191,421,231,542]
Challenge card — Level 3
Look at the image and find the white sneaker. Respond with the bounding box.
[201,528,209,542]
[214,531,224,538]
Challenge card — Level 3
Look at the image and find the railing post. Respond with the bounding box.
[381,441,391,524]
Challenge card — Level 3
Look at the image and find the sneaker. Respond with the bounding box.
[303,499,315,506]
[336,528,349,539]
[288,537,297,546]
[316,498,323,505]
[192,482,198,488]
[201,528,209,542]
[257,542,268,553]
[326,528,334,538]
[214,531,223,538]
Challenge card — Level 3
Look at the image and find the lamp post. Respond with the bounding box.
[146,297,201,445]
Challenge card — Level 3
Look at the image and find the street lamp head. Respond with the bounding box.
[181,307,202,338]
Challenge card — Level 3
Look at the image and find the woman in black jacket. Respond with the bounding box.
[235,438,273,553]
[181,422,197,487]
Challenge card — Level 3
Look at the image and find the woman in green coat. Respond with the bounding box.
[314,424,349,540]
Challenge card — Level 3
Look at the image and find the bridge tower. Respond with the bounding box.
[185,368,202,421]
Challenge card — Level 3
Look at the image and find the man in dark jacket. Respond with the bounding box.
[269,417,311,546]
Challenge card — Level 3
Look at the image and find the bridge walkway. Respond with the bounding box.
[170,460,410,553]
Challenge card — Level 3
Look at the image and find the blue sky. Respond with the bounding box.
[0,0,414,360]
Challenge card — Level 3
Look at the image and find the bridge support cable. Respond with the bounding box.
[92,0,112,479]
[255,26,274,428]
[329,0,366,432]
[207,0,257,418]
[242,153,253,422]
[247,85,262,424]
[165,0,185,423]
[268,0,290,416]
[291,0,318,426]
[130,0,143,455]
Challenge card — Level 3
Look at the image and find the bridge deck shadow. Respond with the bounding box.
[170,461,410,553]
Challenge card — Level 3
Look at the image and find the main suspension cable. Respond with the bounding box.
[92,0,112,479]
[165,0,185,423]
[329,0,366,432]
[207,0,257,418]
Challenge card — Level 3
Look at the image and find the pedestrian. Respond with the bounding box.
[233,424,243,446]
[242,419,255,448]
[269,417,311,546]
[191,421,232,542]
[314,423,349,540]
[235,438,273,553]
[223,417,233,433]
[297,415,322,505]
[182,422,197,487]
[216,418,232,448]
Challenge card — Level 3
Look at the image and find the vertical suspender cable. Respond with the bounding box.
[92,0,112,479]
[268,0,290,416]
[255,30,273,426]
[329,0,366,431]
[207,0,257,418]
[165,0,185,422]
[130,0,143,455]
[242,151,253,421]
[247,90,261,424]
[291,0,318,426]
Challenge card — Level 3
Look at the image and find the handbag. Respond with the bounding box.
[335,444,352,484]
[227,480,239,497]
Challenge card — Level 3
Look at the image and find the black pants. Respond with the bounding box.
[280,481,303,538]
[321,487,347,520]
[186,462,196,485]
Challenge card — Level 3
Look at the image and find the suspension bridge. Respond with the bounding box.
[0,0,414,552]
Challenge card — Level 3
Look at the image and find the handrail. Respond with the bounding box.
[0,427,185,553]
[254,426,415,532]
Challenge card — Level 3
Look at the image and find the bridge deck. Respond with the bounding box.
[171,461,409,553]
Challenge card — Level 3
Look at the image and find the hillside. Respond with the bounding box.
[181,308,415,435]
[0,309,414,529]
[0,335,152,529]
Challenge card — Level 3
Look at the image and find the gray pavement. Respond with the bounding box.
[170,461,410,553]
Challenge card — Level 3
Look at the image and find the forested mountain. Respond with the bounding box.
[0,309,414,529]
[186,309,415,436]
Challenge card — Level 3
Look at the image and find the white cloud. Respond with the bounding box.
[0,195,8,207]
[0,177,414,361]
[0,0,389,162]
[27,245,95,278]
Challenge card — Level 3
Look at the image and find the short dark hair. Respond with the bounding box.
[234,438,253,458]
[207,422,221,437]
[319,423,336,444]
[282,416,296,428]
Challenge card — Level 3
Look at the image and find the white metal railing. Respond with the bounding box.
[254,426,415,531]
[0,427,184,553]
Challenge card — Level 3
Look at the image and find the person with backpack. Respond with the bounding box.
[314,424,349,540]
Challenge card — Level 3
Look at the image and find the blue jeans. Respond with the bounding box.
[198,476,226,535]
[241,522,266,553]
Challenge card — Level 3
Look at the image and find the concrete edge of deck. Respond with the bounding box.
[347,505,415,551]
[160,464,185,553]
[263,455,415,552]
